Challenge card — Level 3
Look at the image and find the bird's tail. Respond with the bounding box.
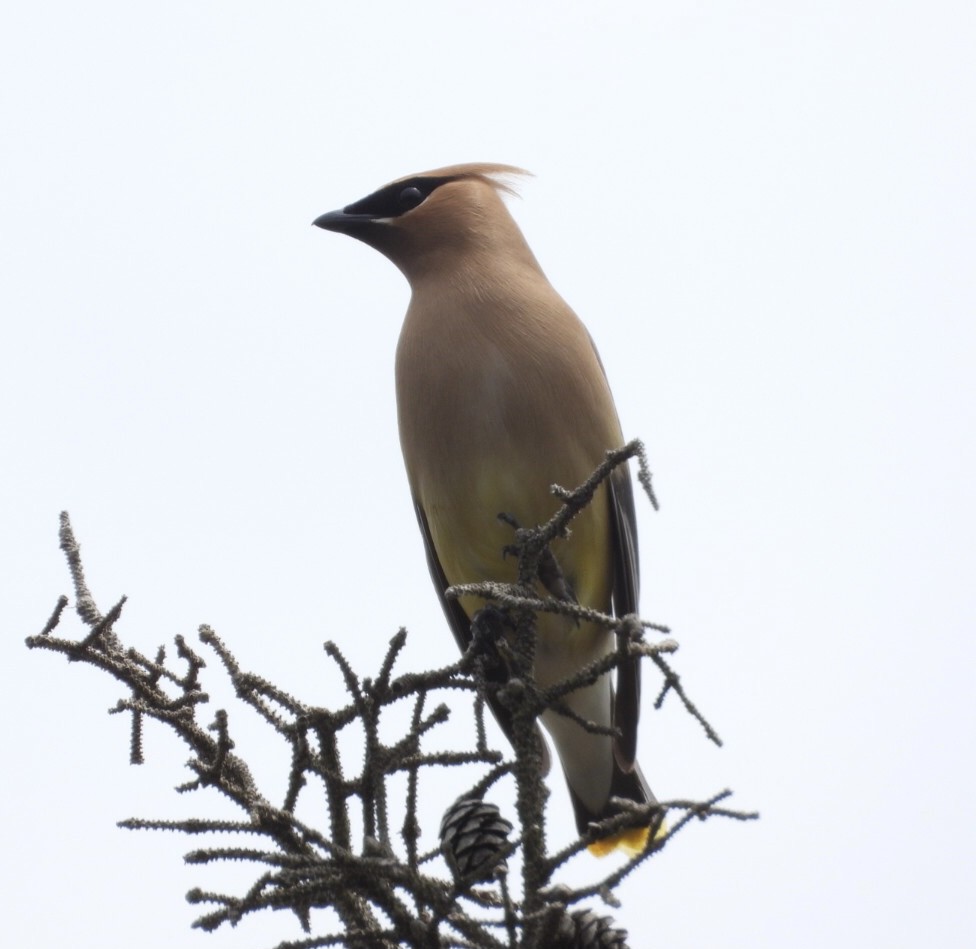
[567,760,666,857]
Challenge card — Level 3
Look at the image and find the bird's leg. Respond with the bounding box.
[497,511,578,605]
[537,547,578,605]
[497,511,523,562]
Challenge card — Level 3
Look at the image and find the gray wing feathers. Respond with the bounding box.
[607,465,641,770]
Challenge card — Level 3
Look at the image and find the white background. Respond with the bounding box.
[2,2,974,946]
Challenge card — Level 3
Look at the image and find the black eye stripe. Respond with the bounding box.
[343,176,455,218]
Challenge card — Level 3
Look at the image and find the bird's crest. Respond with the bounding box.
[398,163,531,199]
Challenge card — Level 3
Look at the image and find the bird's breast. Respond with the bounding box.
[395,286,621,610]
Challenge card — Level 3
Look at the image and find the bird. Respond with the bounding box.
[313,164,656,856]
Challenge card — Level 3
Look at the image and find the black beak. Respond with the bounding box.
[312,196,403,254]
[313,209,346,230]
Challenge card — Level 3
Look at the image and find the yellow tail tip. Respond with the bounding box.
[586,819,667,858]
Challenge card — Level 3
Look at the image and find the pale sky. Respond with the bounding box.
[3,2,974,947]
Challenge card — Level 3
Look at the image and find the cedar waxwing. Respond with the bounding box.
[314,164,655,856]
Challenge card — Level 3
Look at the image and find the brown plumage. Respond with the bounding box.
[314,164,655,855]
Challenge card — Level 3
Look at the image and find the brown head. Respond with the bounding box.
[312,163,538,283]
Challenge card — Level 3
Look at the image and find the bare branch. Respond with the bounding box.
[27,444,754,947]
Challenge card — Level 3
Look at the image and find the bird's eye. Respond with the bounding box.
[398,186,425,211]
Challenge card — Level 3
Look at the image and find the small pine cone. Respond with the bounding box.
[439,798,513,881]
[551,907,630,949]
